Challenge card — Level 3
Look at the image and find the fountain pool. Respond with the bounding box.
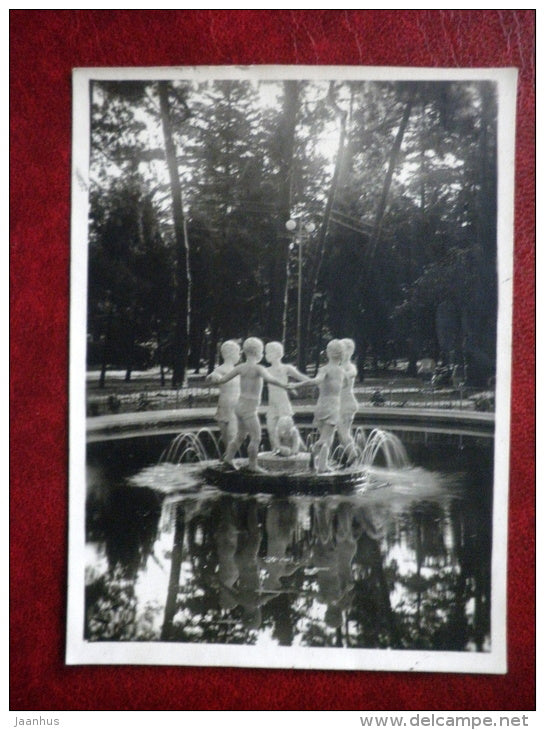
[145,427,411,495]
[85,423,493,651]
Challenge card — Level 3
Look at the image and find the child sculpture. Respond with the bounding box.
[274,415,305,457]
[338,338,359,465]
[205,340,241,449]
[264,341,308,451]
[308,339,347,473]
[212,337,293,472]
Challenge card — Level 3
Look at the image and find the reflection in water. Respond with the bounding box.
[85,443,492,651]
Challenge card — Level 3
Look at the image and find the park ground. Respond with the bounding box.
[86,365,494,418]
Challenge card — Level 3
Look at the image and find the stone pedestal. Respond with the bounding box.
[257,451,311,474]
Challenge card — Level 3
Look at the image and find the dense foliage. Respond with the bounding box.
[88,78,497,386]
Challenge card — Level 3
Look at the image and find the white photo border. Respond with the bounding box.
[67,65,517,673]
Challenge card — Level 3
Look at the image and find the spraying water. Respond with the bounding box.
[358,428,409,469]
[160,426,409,472]
[160,428,222,464]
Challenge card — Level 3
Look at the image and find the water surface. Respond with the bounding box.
[85,433,492,651]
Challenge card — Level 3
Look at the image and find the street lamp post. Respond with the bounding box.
[285,218,316,371]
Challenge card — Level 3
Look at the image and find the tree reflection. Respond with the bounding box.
[85,448,493,651]
[86,483,162,578]
[85,483,162,640]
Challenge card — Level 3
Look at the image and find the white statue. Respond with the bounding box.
[308,339,347,473]
[274,415,306,457]
[205,340,241,449]
[338,338,359,464]
[264,341,309,452]
[212,337,294,472]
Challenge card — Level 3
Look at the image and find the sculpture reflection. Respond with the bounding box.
[85,442,492,651]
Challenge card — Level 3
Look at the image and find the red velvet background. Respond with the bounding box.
[10,10,535,711]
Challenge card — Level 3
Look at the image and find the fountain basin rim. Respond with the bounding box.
[86,405,494,443]
[201,458,371,495]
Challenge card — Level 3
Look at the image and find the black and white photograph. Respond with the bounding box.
[67,65,516,673]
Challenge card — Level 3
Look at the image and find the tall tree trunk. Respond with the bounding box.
[356,347,366,383]
[124,314,136,382]
[155,318,166,387]
[98,303,113,389]
[364,85,416,270]
[462,81,498,386]
[188,308,206,373]
[161,505,185,641]
[301,101,347,371]
[189,327,204,374]
[207,322,220,374]
[313,294,326,375]
[476,81,497,259]
[268,81,299,341]
[158,81,191,388]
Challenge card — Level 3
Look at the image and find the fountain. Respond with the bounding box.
[85,322,494,654]
[156,426,410,496]
[359,428,410,469]
[160,428,222,463]
[151,338,411,495]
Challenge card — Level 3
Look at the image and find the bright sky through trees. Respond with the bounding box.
[88,76,497,386]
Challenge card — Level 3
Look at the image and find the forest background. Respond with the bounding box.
[87,77,497,393]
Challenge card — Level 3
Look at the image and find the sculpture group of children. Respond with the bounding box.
[206,336,360,473]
